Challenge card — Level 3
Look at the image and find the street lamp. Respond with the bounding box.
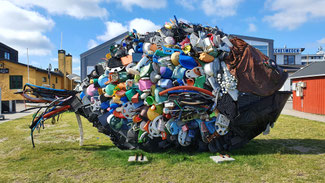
[48,63,52,87]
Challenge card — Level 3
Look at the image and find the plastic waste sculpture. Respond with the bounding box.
[17,18,291,153]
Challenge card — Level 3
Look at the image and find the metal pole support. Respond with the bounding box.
[75,113,84,146]
[0,88,4,120]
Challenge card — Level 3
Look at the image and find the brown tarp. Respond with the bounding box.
[225,38,288,96]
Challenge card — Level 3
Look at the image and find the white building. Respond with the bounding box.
[274,47,305,65]
[274,47,305,91]
[301,47,325,65]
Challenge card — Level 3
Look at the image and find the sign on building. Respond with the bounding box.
[274,48,301,54]
[0,68,9,74]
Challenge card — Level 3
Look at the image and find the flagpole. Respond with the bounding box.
[61,32,63,50]
[27,48,30,84]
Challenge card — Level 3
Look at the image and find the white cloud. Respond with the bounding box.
[263,0,325,30]
[87,39,99,49]
[72,57,79,63]
[248,23,257,32]
[177,0,243,17]
[73,67,80,74]
[31,61,42,68]
[97,21,128,41]
[176,0,197,10]
[178,18,190,24]
[201,0,243,17]
[111,0,167,11]
[50,57,58,62]
[129,18,160,34]
[96,18,160,41]
[47,59,58,69]
[10,0,108,19]
[0,1,54,56]
[318,38,325,44]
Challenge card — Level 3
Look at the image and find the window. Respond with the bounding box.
[4,52,10,60]
[52,84,55,88]
[284,55,295,65]
[253,45,268,56]
[42,77,47,82]
[56,77,58,83]
[9,75,23,89]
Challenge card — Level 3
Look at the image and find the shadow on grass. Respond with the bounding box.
[41,139,325,157]
[231,138,325,155]
[134,138,325,157]
[33,139,324,167]
[42,144,116,152]
[80,144,116,151]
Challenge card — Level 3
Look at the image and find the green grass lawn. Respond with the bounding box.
[0,112,324,183]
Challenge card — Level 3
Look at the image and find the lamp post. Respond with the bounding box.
[48,63,52,88]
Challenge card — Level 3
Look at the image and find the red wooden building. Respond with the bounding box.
[290,62,325,115]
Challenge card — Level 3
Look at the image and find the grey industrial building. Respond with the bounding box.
[231,34,274,60]
[80,32,128,79]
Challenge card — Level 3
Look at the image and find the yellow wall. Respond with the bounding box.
[0,49,77,101]
[34,70,64,89]
[58,50,65,75]
[0,61,34,101]
[66,55,72,75]
[58,50,67,89]
[0,60,66,101]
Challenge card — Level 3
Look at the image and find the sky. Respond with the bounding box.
[1,0,325,75]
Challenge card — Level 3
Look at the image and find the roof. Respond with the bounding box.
[279,64,304,73]
[1,59,63,77]
[80,32,129,58]
[302,53,325,56]
[290,62,325,79]
[230,34,273,43]
[67,73,80,81]
[0,42,18,52]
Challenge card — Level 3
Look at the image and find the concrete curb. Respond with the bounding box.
[281,101,325,123]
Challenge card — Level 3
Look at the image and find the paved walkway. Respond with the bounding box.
[281,101,325,123]
[0,103,38,124]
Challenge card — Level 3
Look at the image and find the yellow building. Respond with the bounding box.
[0,42,78,112]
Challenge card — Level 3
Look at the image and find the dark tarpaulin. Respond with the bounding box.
[225,38,288,96]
